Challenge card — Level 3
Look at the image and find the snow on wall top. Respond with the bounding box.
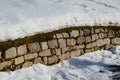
[0,0,120,41]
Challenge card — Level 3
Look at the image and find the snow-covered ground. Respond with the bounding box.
[0,0,120,41]
[0,46,120,80]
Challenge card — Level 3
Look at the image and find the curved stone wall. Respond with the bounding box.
[0,26,120,71]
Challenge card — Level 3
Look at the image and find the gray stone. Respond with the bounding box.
[104,38,110,45]
[92,34,98,41]
[62,47,71,53]
[77,37,85,45]
[96,39,104,46]
[15,56,24,65]
[39,49,51,57]
[71,50,81,57]
[58,39,66,48]
[80,30,84,36]
[67,39,76,46]
[48,56,58,64]
[86,36,91,43]
[4,47,17,59]
[41,42,48,50]
[72,45,85,50]
[86,42,96,48]
[112,38,120,45]
[84,29,90,36]
[56,34,63,38]
[34,57,43,64]
[55,49,62,56]
[98,33,104,39]
[63,33,69,38]
[17,44,27,56]
[58,52,70,60]
[24,53,38,60]
[28,42,41,52]
[48,40,58,48]
[22,62,33,68]
[70,30,79,37]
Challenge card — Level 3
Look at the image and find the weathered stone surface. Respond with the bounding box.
[70,30,79,37]
[84,29,90,36]
[28,42,41,52]
[86,42,96,48]
[58,39,66,48]
[96,39,104,46]
[94,47,100,51]
[98,33,104,39]
[104,33,107,38]
[0,61,13,70]
[56,33,63,38]
[85,49,92,53]
[62,33,69,38]
[22,62,33,68]
[77,37,85,45]
[24,53,38,60]
[59,52,70,60]
[43,57,48,64]
[108,30,114,38]
[95,28,104,33]
[92,34,98,41]
[0,52,1,59]
[15,56,24,65]
[39,49,51,57]
[112,38,120,45]
[67,39,76,46]
[91,28,94,34]
[17,44,27,56]
[105,45,113,50]
[62,47,71,53]
[48,56,58,64]
[72,45,85,50]
[41,42,48,50]
[55,49,61,56]
[34,57,43,64]
[4,47,17,59]
[80,30,84,36]
[71,50,81,57]
[48,40,58,48]
[104,38,110,45]
[86,36,91,43]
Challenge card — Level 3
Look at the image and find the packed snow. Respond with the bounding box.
[0,46,120,80]
[0,0,120,41]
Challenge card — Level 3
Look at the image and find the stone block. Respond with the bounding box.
[84,29,90,36]
[17,44,27,56]
[56,33,63,38]
[43,57,48,65]
[77,37,85,45]
[112,38,120,45]
[70,30,79,37]
[85,49,92,53]
[24,53,38,60]
[62,33,69,38]
[15,56,24,65]
[58,52,70,60]
[67,39,76,46]
[108,30,114,38]
[95,28,104,33]
[85,36,91,43]
[98,33,104,39]
[86,42,96,48]
[104,38,110,45]
[58,39,66,48]
[72,45,85,50]
[39,49,51,57]
[4,47,17,59]
[92,34,98,41]
[80,30,84,36]
[48,40,58,48]
[0,61,13,70]
[0,52,1,59]
[28,42,41,52]
[96,39,104,46]
[62,47,71,53]
[71,50,81,57]
[22,62,33,68]
[55,49,62,56]
[48,56,58,64]
[34,57,43,64]
[41,42,48,50]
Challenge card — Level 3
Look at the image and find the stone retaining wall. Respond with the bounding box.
[0,27,120,71]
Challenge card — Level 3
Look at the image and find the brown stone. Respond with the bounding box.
[108,30,114,38]
[58,52,70,60]
[17,44,27,56]
[22,62,33,68]
[48,40,58,48]
[24,53,38,60]
[70,30,79,37]
[58,39,66,48]
[0,61,13,70]
[98,33,104,39]
[95,28,104,33]
[77,37,85,45]
[80,30,84,36]
[112,38,120,45]
[71,50,81,57]
[86,42,96,48]
[84,29,90,36]
[67,39,76,46]
[96,39,104,46]
[41,42,48,50]
[56,33,63,38]
[48,56,58,64]
[15,56,24,65]
[0,52,1,59]
[62,47,71,53]
[43,57,48,64]
[85,36,91,43]
[92,34,98,41]
[28,42,41,52]
[55,49,62,56]
[62,33,69,38]
[34,57,43,64]
[39,49,51,57]
[72,45,85,50]
[105,45,113,50]
[85,49,92,53]
[104,38,110,45]
[4,47,17,59]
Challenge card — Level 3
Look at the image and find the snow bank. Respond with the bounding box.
[0,0,120,41]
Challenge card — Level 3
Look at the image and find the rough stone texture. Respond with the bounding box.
[77,36,85,45]
[112,38,120,45]
[56,33,63,38]
[72,45,85,50]
[80,30,84,36]
[48,40,58,48]
[43,57,48,65]
[28,42,41,52]
[62,47,71,53]
[104,38,110,45]
[85,49,92,53]
[41,42,48,50]
[70,30,79,37]
[104,33,108,38]
[94,47,100,51]
[0,52,1,59]
[84,29,90,36]
[91,28,94,34]
[15,56,24,65]
[17,44,27,56]
[39,49,51,57]
[67,39,76,46]
[71,50,81,57]
[22,62,33,68]
[92,34,98,41]
[63,33,69,38]
[4,47,17,59]
[95,28,104,33]
[98,33,104,39]
[96,39,104,46]
[34,57,43,64]
[59,52,70,60]
[55,49,61,56]
[86,36,91,43]
[48,56,58,64]
[0,61,13,70]
[24,53,38,60]
[105,44,113,50]
[58,39,66,48]
[86,42,96,48]
[108,30,114,38]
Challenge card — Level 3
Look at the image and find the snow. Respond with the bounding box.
[0,46,120,80]
[0,0,120,41]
